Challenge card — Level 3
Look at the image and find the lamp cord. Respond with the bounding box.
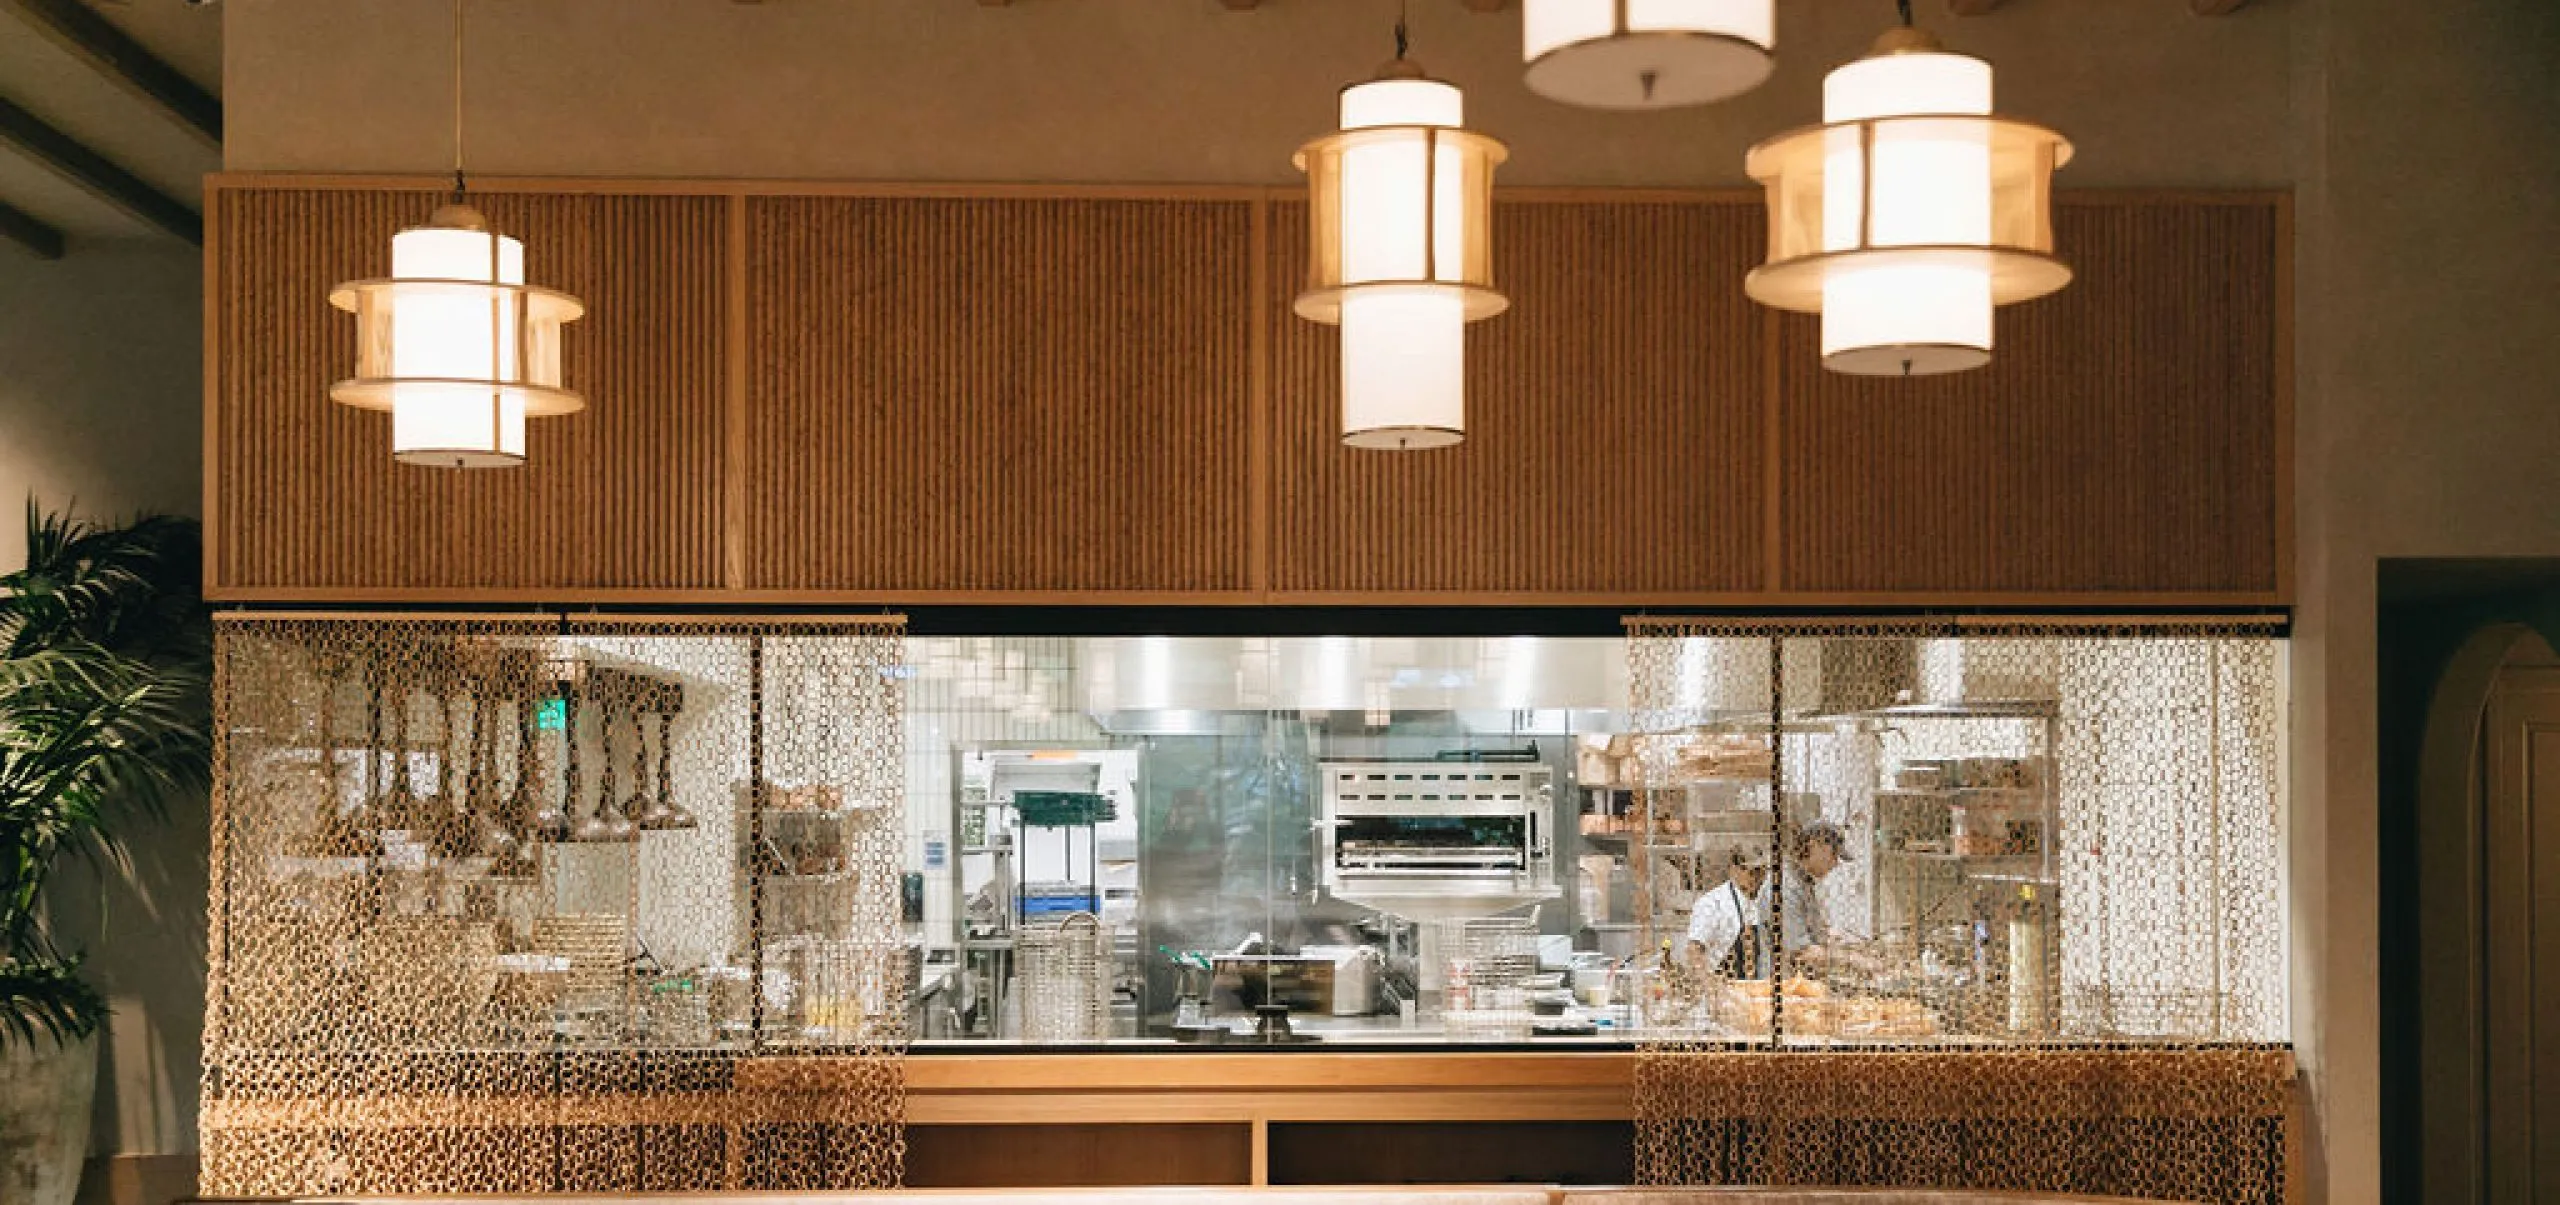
[451,0,467,200]
[1896,0,1913,26]
[1393,0,1408,60]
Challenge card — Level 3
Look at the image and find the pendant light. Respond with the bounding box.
[1742,0,2070,376]
[327,0,585,468]
[1293,7,1507,450]
[1522,0,1776,109]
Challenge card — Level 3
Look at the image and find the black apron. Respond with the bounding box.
[1711,882,1766,979]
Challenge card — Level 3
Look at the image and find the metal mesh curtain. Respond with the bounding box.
[199,614,908,1195]
[1625,618,2290,1205]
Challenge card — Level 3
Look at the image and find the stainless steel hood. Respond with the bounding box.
[1064,637,1629,729]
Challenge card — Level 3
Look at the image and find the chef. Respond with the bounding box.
[1778,821,1852,970]
[1683,844,1771,980]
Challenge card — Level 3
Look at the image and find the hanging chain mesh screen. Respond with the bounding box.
[1626,617,2291,1205]
[200,614,908,1196]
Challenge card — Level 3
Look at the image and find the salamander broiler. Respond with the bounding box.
[1318,759,1560,1009]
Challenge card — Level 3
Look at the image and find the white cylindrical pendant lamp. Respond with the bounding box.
[329,204,585,468]
[1523,0,1776,109]
[1295,64,1507,450]
[1744,27,2071,377]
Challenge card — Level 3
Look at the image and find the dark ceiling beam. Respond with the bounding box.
[0,0,220,145]
[0,94,198,245]
[0,194,65,260]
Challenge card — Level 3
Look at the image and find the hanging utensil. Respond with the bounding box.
[378,668,428,835]
[569,677,635,843]
[429,669,478,860]
[621,703,657,833]
[307,653,372,860]
[526,666,572,844]
[634,707,696,832]
[467,656,519,861]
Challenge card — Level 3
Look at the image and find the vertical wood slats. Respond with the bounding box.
[207,182,2283,603]
[1266,199,1767,598]
[740,196,1255,594]
[1777,201,2281,595]
[211,189,727,593]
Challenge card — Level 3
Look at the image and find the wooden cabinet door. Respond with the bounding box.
[2484,665,2560,1203]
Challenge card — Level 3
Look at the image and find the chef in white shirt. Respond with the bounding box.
[1684,844,1771,980]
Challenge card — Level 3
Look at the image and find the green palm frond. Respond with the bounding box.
[0,502,206,1053]
[2,501,204,666]
[0,960,106,1048]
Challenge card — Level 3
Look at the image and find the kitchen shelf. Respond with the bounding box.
[1877,786,2042,798]
[1851,699,2059,721]
[1877,849,2045,863]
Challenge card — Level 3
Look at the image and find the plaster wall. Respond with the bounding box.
[0,244,201,564]
[2287,2,2560,1201]
[0,240,206,1198]
[222,0,2294,189]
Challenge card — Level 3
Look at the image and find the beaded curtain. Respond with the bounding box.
[200,615,907,1195]
[1624,618,2291,1205]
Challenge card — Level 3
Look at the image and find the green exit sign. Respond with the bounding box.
[536,698,567,731]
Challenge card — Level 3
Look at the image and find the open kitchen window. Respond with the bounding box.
[904,628,2288,1051]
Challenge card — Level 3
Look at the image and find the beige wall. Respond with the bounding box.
[223,0,2295,188]
[0,245,201,565]
[2289,2,2560,1201]
[209,0,2560,1201]
[0,240,205,1201]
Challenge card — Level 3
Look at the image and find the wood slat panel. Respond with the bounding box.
[1776,200,2283,595]
[740,195,1255,593]
[1266,199,1768,599]
[207,179,2283,604]
[209,187,727,593]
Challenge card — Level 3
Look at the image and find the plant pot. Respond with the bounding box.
[0,1033,98,1205]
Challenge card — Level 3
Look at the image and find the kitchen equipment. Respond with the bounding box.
[1018,913,1110,1044]
[1210,945,1379,1016]
[531,914,628,1012]
[1318,760,1561,1006]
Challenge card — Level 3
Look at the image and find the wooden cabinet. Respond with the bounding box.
[205,179,2285,606]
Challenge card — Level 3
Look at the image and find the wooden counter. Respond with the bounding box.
[907,1051,1636,1124]
[198,1047,2296,1196]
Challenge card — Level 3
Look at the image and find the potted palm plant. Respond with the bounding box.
[0,504,207,1205]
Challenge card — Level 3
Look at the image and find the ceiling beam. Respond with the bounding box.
[0,194,64,260]
[1,0,220,145]
[0,94,198,245]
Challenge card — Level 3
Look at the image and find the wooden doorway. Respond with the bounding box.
[2416,622,2560,1202]
[2482,658,2560,1200]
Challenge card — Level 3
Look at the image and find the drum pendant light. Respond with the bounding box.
[1742,1,2071,376]
[1522,0,1776,109]
[1293,10,1507,450]
[327,0,585,468]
